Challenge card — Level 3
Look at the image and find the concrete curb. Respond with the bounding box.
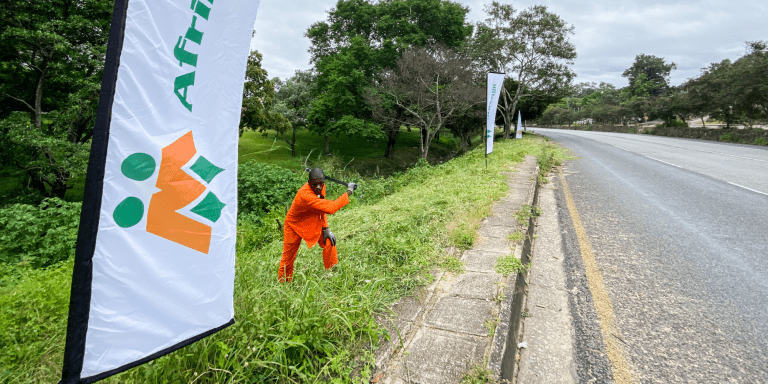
[370,156,541,384]
[488,159,540,383]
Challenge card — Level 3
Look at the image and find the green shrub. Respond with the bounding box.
[0,198,81,267]
[236,207,286,253]
[754,137,768,146]
[719,132,739,142]
[661,119,688,128]
[238,161,305,215]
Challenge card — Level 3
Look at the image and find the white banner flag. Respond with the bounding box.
[486,73,505,155]
[515,111,523,139]
[61,0,259,382]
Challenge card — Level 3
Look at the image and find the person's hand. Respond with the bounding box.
[347,182,357,195]
[322,228,336,246]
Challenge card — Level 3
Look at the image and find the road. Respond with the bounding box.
[532,128,768,383]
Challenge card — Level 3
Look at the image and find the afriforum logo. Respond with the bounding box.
[112,131,225,254]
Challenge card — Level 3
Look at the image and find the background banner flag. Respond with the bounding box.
[60,0,260,382]
[486,73,505,155]
[516,111,523,139]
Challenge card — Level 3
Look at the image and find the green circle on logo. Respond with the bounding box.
[121,153,156,181]
[113,197,144,228]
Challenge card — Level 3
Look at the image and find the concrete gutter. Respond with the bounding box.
[371,156,541,384]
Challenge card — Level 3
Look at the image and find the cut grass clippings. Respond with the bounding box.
[0,135,569,383]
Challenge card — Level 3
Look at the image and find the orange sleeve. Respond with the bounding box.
[306,192,349,215]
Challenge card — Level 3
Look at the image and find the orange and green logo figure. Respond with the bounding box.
[113,131,225,254]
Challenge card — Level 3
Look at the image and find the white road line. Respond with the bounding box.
[613,146,632,152]
[599,133,768,163]
[728,182,768,196]
[646,156,682,168]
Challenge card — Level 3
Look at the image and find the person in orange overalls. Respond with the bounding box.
[278,168,356,282]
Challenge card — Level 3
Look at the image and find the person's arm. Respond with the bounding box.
[305,192,349,215]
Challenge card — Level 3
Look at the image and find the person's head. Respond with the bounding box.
[308,168,325,195]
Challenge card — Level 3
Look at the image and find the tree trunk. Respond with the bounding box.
[51,177,69,199]
[503,118,512,140]
[421,127,441,159]
[384,128,399,159]
[459,133,469,153]
[290,127,297,157]
[324,135,330,155]
[26,174,48,197]
[701,116,706,128]
[34,67,50,130]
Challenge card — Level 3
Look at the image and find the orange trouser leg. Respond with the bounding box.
[279,226,302,283]
[321,238,338,270]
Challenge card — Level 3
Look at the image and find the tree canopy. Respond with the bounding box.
[305,0,473,157]
[467,2,576,139]
[0,0,112,201]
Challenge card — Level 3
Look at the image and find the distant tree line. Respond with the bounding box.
[538,42,768,129]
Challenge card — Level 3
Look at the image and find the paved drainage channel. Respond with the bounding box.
[371,156,541,384]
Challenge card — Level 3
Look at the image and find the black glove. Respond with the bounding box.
[347,182,357,195]
[322,228,336,246]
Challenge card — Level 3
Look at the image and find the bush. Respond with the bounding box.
[238,161,305,215]
[719,132,739,142]
[754,137,768,146]
[236,208,286,253]
[658,119,688,128]
[0,198,81,267]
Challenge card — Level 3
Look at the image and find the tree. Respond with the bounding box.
[731,41,768,124]
[468,2,576,139]
[272,70,315,156]
[0,0,112,200]
[240,50,280,137]
[622,54,677,97]
[307,36,383,155]
[369,45,482,159]
[686,59,738,128]
[306,0,473,157]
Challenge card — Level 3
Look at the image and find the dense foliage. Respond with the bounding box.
[0,198,81,267]
[237,161,305,215]
[306,0,474,157]
[0,0,112,201]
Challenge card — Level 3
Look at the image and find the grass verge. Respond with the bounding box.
[0,136,568,383]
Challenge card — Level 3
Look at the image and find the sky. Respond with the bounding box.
[250,0,768,88]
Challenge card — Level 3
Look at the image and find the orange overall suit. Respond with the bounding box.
[278,183,349,282]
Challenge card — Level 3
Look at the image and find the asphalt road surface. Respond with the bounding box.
[533,128,768,383]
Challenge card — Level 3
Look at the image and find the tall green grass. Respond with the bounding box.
[0,136,569,383]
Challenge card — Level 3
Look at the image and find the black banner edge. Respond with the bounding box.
[60,0,131,382]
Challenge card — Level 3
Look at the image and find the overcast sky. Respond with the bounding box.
[250,0,768,88]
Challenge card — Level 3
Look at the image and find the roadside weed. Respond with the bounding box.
[507,231,525,242]
[461,361,499,384]
[513,204,541,226]
[495,254,529,277]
